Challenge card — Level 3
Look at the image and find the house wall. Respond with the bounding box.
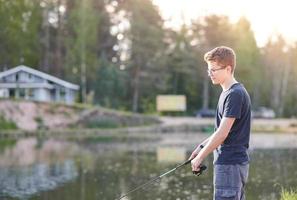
[0,69,78,104]
[1,72,45,83]
[1,74,15,82]
[65,89,76,104]
[19,71,45,83]
[0,89,9,98]
[33,88,51,102]
[50,86,76,104]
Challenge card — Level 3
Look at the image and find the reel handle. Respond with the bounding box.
[192,165,207,176]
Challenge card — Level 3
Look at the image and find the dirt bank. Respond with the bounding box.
[0,100,160,131]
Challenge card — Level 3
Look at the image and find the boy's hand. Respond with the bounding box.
[189,148,199,160]
[191,156,203,172]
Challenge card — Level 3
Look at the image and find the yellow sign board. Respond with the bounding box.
[156,95,186,111]
[157,147,186,163]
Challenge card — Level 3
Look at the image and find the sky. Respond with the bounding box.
[152,0,297,47]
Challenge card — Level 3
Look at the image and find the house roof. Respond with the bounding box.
[0,65,79,90]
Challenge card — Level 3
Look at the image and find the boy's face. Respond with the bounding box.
[207,61,230,85]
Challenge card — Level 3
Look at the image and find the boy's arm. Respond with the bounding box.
[191,117,235,171]
[189,137,210,160]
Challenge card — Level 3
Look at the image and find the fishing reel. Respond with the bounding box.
[192,165,207,176]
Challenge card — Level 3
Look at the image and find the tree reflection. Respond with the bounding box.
[0,138,296,200]
[0,138,80,199]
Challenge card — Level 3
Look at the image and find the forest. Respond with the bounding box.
[1,0,297,117]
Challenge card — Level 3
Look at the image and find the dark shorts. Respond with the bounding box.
[213,163,249,200]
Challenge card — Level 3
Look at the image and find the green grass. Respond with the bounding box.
[34,116,46,129]
[281,188,297,200]
[0,116,17,130]
[84,118,121,129]
[68,134,160,143]
[0,139,17,152]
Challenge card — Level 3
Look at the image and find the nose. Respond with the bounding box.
[208,73,215,79]
[207,69,214,75]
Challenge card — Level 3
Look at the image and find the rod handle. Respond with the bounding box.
[184,159,207,176]
[192,165,207,176]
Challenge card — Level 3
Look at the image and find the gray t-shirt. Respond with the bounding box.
[213,83,251,165]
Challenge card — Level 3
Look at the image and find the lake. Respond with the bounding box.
[0,136,296,200]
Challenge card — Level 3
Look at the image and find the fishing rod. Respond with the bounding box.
[116,159,207,200]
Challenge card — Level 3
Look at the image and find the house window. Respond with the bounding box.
[9,89,15,97]
[28,88,34,98]
[60,89,66,98]
[19,88,25,98]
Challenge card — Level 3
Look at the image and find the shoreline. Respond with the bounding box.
[1,131,297,151]
[1,117,297,151]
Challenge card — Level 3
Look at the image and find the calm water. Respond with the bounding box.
[0,137,296,200]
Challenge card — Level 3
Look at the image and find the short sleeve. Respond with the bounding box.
[223,91,243,119]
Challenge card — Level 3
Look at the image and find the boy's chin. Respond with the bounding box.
[211,80,220,85]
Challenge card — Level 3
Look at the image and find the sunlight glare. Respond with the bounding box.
[153,0,297,47]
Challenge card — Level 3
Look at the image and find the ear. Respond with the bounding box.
[226,65,232,74]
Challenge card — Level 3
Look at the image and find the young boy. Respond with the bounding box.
[189,46,251,200]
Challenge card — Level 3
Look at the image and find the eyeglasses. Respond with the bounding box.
[207,66,226,74]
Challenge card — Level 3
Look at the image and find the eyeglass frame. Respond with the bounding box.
[207,65,227,74]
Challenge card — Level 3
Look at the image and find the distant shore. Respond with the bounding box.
[1,117,297,139]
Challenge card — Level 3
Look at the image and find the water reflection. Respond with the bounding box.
[0,138,80,199]
[0,160,77,199]
[0,137,296,200]
[157,147,186,163]
[109,149,297,200]
[0,138,79,167]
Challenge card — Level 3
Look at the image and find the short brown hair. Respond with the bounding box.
[204,46,236,73]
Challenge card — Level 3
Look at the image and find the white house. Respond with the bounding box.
[0,65,79,104]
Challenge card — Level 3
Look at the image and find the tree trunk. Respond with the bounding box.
[80,0,87,103]
[271,65,282,115]
[279,57,292,116]
[55,0,63,76]
[132,66,140,112]
[42,8,50,72]
[202,73,209,109]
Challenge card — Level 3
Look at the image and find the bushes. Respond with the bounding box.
[281,188,297,200]
[83,118,120,129]
[0,116,17,130]
[77,108,160,129]
[0,139,16,152]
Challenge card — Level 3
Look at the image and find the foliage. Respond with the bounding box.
[281,188,297,200]
[164,25,202,114]
[233,17,262,107]
[1,0,297,116]
[0,0,41,67]
[93,59,128,108]
[117,0,166,112]
[83,118,120,129]
[0,139,17,152]
[0,116,18,130]
[34,116,46,129]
